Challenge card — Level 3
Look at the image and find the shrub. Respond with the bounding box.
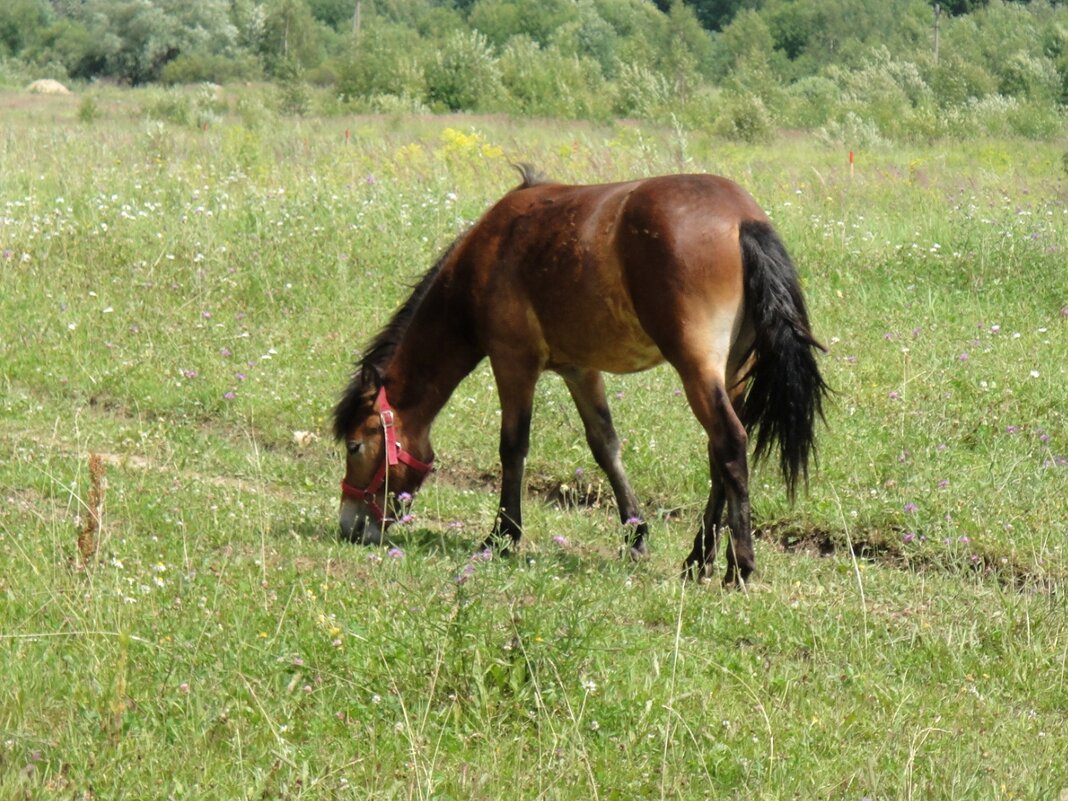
[997,51,1061,104]
[366,93,431,115]
[925,53,997,108]
[781,76,841,128]
[499,36,609,120]
[77,94,100,124]
[712,92,774,143]
[1005,100,1064,139]
[817,111,889,149]
[160,52,261,85]
[337,22,427,101]
[142,89,192,126]
[424,30,502,112]
[613,61,672,119]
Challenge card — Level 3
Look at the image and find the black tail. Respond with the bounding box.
[738,219,829,499]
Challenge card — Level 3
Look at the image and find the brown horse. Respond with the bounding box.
[333,166,827,584]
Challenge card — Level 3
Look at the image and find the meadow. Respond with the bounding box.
[1,88,1066,800]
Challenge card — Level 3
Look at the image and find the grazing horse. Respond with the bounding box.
[333,167,827,584]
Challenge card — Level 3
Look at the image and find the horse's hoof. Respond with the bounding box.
[722,568,752,591]
[681,559,713,582]
[481,532,513,554]
[627,541,649,561]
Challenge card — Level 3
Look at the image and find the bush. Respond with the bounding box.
[997,51,1061,104]
[781,76,841,128]
[424,30,502,112]
[337,22,427,101]
[366,93,431,115]
[77,94,100,124]
[712,92,774,143]
[613,61,672,119]
[817,111,889,149]
[498,36,609,120]
[925,53,997,108]
[142,89,192,126]
[1005,100,1064,139]
[160,52,261,85]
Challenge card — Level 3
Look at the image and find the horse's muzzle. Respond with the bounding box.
[339,497,383,545]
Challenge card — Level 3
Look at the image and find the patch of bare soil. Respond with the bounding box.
[762,521,1063,595]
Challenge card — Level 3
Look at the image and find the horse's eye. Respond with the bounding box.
[346,441,362,455]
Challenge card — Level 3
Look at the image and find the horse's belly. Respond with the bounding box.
[543,309,664,374]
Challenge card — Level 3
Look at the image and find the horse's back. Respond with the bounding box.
[464,174,766,377]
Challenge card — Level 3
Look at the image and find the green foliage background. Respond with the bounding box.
[2,0,1066,141]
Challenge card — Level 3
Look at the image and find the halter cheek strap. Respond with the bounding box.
[340,386,434,523]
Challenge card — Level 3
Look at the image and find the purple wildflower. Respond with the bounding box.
[888,391,900,400]
[902,532,916,543]
[552,534,569,547]
[181,369,198,379]
[455,562,476,584]
[958,352,969,362]
[223,391,236,401]
[387,547,404,559]
[219,347,232,358]
[625,516,643,526]
[937,479,949,489]
[904,502,919,514]
[1005,425,1020,434]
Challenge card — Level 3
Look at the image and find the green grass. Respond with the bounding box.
[1,88,1066,800]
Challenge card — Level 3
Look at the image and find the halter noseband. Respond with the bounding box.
[339,386,433,524]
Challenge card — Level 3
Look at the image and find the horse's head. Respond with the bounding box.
[333,371,433,544]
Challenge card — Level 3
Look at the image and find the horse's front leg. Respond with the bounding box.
[482,363,539,555]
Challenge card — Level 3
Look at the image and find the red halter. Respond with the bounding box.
[339,386,433,524]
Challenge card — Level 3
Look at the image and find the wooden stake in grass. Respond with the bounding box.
[78,453,105,567]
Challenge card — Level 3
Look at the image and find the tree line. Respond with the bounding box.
[1,0,1064,140]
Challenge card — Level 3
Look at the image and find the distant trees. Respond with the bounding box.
[2,0,1064,141]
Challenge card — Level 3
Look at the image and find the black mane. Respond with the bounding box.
[513,162,546,189]
[332,236,461,440]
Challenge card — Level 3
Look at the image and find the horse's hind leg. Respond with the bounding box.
[560,367,649,558]
[684,472,726,580]
[678,373,754,586]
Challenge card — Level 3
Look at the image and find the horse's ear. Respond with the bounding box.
[334,363,383,441]
[359,362,383,395]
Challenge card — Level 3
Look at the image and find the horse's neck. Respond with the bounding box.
[385,282,481,432]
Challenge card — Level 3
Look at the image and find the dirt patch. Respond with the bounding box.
[761,521,1063,595]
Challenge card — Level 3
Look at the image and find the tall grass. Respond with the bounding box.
[1,89,1066,799]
